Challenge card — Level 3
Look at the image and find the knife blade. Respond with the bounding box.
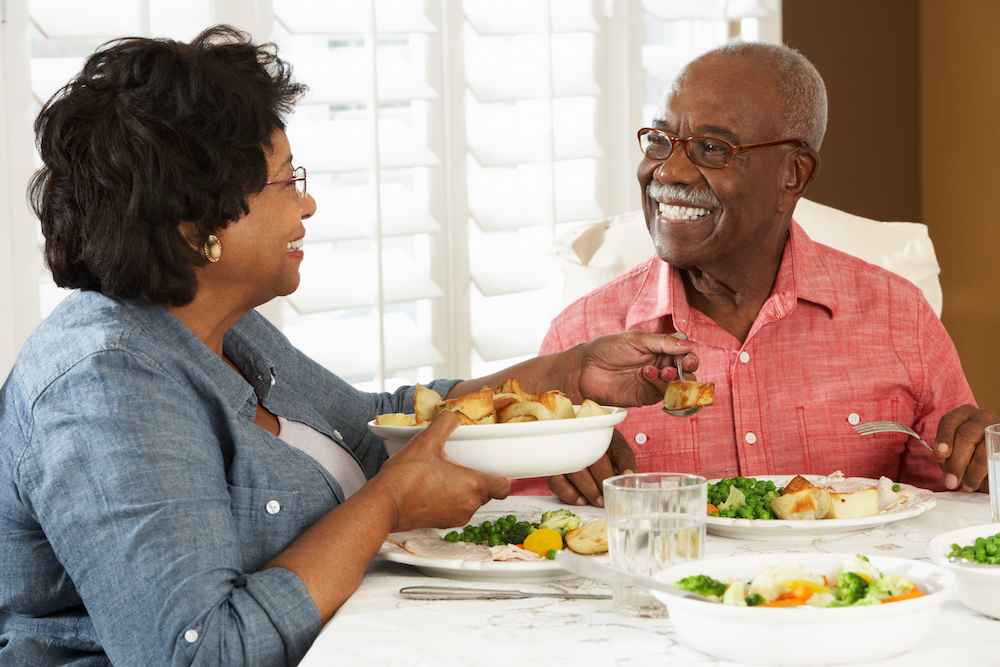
[399,585,612,600]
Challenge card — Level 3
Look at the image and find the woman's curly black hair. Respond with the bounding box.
[29,25,307,306]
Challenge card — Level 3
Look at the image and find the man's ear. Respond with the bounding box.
[777,148,821,213]
[176,221,203,254]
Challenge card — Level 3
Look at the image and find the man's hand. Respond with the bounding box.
[573,331,700,407]
[547,430,636,506]
[934,405,1000,492]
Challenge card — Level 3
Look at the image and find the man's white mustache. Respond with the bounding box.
[647,182,720,209]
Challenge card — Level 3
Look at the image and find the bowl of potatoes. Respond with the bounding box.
[368,379,627,479]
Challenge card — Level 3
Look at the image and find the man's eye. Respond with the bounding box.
[698,140,727,154]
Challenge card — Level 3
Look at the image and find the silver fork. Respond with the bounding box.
[852,421,934,452]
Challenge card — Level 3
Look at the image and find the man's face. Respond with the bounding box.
[638,56,795,271]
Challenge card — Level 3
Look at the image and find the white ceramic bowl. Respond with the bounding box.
[366,406,627,479]
[651,552,957,666]
[927,523,1000,620]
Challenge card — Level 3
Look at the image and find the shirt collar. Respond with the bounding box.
[623,219,839,336]
[121,297,275,409]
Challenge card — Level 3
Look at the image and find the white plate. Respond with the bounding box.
[706,475,936,541]
[367,406,627,479]
[378,511,607,582]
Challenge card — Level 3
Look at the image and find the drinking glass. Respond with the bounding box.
[603,472,707,617]
[986,424,1000,523]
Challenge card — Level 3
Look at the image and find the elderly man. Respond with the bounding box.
[514,40,997,505]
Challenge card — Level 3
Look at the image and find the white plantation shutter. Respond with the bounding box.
[1,0,781,383]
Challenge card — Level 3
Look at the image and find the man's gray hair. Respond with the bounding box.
[700,40,828,150]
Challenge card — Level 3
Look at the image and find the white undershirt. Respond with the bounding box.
[277,416,366,499]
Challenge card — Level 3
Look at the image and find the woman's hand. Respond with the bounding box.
[377,410,511,532]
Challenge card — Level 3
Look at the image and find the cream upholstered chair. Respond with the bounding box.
[553,198,943,317]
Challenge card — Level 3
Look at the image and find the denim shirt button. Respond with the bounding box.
[184,629,199,644]
[265,500,281,514]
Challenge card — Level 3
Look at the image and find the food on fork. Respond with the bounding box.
[374,378,611,426]
[662,380,715,412]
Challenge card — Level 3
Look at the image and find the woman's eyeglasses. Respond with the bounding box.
[266,166,307,199]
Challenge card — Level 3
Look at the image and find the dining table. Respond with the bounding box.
[298,491,998,667]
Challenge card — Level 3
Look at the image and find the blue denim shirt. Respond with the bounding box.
[0,290,459,666]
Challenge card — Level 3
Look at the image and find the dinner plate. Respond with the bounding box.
[377,510,607,582]
[705,475,936,542]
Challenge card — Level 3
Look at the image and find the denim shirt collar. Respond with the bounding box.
[120,297,273,414]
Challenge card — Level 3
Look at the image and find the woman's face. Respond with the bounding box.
[212,129,316,308]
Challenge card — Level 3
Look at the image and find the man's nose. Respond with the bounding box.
[653,145,700,183]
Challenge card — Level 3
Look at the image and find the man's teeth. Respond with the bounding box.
[659,203,710,220]
[286,238,304,252]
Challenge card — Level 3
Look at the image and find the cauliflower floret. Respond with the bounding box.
[747,564,823,601]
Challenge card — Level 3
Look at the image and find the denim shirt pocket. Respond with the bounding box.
[228,485,313,571]
[796,398,903,476]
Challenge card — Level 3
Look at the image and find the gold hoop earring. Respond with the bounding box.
[203,234,222,263]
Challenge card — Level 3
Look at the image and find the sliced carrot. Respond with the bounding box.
[881,587,923,604]
[759,598,809,607]
[777,584,813,601]
[707,503,719,515]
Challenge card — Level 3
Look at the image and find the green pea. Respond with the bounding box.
[547,549,557,559]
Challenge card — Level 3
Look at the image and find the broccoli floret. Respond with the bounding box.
[674,574,728,599]
[538,509,580,536]
[744,593,766,606]
[834,571,869,604]
[503,521,534,545]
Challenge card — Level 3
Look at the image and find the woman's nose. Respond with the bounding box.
[301,192,317,220]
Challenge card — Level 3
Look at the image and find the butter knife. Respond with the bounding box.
[399,585,611,600]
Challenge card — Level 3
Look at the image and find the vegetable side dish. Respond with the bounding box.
[675,555,924,607]
[949,531,1000,565]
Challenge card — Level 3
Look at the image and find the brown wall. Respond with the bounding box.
[920,0,1000,414]
[783,0,1000,414]
[783,0,921,223]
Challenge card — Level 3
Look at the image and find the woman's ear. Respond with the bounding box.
[176,221,203,254]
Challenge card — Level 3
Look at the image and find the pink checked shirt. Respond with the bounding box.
[512,222,975,495]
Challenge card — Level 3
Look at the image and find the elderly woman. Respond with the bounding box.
[0,26,695,667]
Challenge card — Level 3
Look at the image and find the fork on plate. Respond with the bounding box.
[852,421,934,452]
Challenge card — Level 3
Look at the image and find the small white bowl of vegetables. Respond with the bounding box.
[651,553,957,666]
[927,523,1000,620]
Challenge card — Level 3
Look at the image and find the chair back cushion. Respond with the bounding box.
[553,198,943,317]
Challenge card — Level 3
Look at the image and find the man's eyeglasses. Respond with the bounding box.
[266,166,307,199]
[638,128,807,169]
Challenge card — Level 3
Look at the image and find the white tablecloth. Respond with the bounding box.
[299,493,998,667]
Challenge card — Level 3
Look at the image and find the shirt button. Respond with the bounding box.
[848,413,860,425]
[184,629,199,644]
[333,429,343,440]
[739,351,750,363]
[635,432,647,445]
[744,432,757,445]
[266,500,281,514]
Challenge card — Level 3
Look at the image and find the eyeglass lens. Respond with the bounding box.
[293,167,307,199]
[640,131,732,169]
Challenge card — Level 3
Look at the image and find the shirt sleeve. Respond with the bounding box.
[900,296,978,490]
[19,349,321,666]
